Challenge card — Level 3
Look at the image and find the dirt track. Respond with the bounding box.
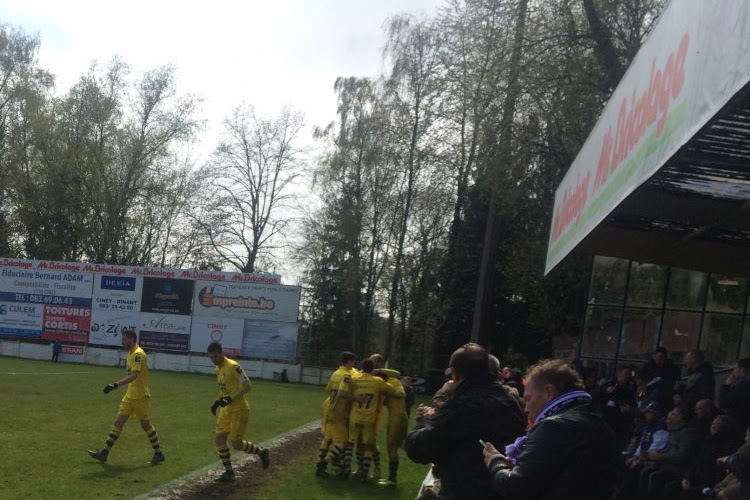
[146,423,321,500]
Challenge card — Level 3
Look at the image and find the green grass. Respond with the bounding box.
[231,438,431,500]
[226,399,433,500]
[0,356,325,500]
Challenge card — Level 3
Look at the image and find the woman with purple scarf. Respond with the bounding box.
[482,359,620,500]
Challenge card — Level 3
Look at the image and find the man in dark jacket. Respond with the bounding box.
[718,358,750,429]
[483,359,619,500]
[675,349,715,413]
[638,346,680,412]
[603,365,637,450]
[405,343,526,500]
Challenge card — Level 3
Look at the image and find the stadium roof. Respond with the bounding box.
[545,1,750,277]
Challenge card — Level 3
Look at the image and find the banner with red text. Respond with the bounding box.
[189,317,245,355]
[0,263,93,341]
[0,258,298,357]
[546,1,750,272]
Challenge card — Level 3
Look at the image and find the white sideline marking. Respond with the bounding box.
[131,419,322,500]
[1,371,99,375]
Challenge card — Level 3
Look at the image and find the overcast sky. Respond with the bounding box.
[0,0,442,160]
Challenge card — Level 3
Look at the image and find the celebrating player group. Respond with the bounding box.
[316,351,410,486]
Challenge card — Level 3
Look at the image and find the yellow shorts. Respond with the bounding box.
[118,396,152,421]
[321,399,330,437]
[325,420,349,445]
[348,421,375,445]
[387,419,408,449]
[216,407,249,441]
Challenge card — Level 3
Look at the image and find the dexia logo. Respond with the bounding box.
[594,32,690,193]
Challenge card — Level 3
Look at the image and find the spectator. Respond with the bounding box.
[505,368,525,398]
[580,365,606,414]
[483,359,620,500]
[716,426,750,500]
[405,343,526,500]
[634,371,653,412]
[675,349,715,413]
[637,404,702,500]
[665,414,742,500]
[638,346,680,413]
[51,339,62,362]
[693,398,719,437]
[624,372,656,455]
[417,368,455,421]
[415,370,453,500]
[632,402,670,462]
[488,355,502,380]
[718,358,750,429]
[491,356,524,407]
[614,401,669,500]
[501,365,513,383]
[603,365,637,451]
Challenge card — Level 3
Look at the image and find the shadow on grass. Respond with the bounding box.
[316,474,408,498]
[80,461,149,480]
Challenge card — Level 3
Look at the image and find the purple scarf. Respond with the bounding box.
[505,390,592,463]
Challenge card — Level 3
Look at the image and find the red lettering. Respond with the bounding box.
[590,31,690,194]
[594,128,614,191]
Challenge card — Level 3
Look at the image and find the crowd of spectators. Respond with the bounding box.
[595,348,750,500]
[404,344,750,500]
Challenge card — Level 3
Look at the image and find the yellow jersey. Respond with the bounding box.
[215,357,251,411]
[384,377,408,424]
[374,368,400,431]
[325,365,354,422]
[124,345,150,399]
[350,372,404,424]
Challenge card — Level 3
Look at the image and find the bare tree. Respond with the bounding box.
[381,14,441,363]
[199,104,304,273]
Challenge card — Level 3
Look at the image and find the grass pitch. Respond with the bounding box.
[230,434,433,500]
[0,356,432,500]
[0,356,323,500]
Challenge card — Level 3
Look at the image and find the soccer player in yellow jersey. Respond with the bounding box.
[207,341,269,482]
[88,329,164,464]
[345,358,404,482]
[316,351,357,477]
[378,368,409,485]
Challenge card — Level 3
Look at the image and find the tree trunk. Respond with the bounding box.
[471,0,528,345]
[582,0,624,91]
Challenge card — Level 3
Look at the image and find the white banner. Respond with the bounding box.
[89,311,141,346]
[546,1,750,273]
[193,281,300,323]
[92,274,142,312]
[0,266,94,341]
[189,316,245,355]
[0,301,43,338]
[139,312,192,351]
[242,320,298,360]
[60,344,86,363]
[0,267,93,297]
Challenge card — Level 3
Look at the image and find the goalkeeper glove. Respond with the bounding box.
[211,396,233,415]
[103,382,118,394]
